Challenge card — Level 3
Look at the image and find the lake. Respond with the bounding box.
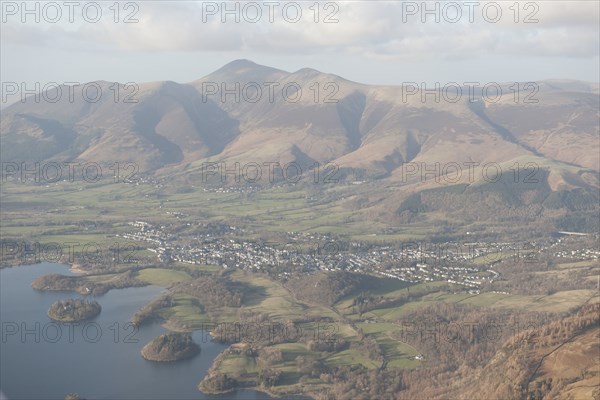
[0,263,277,400]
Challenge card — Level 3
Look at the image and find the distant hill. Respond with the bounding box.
[2,60,598,229]
[3,60,598,175]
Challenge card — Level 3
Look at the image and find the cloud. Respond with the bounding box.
[1,1,598,59]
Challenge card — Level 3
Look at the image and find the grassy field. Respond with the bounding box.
[335,281,446,315]
[557,260,599,269]
[218,352,259,375]
[157,293,210,330]
[342,288,599,323]
[324,349,379,369]
[228,271,333,321]
[136,268,191,286]
[353,321,420,368]
[1,178,393,237]
[174,262,221,274]
[492,290,598,312]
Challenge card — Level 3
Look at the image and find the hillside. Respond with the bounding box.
[284,271,393,306]
[2,60,598,230]
[457,302,600,400]
[316,301,600,400]
[2,60,597,177]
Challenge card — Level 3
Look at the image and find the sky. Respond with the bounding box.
[1,0,599,100]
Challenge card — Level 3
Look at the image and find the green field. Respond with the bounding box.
[136,268,191,286]
[1,179,395,237]
[157,293,210,330]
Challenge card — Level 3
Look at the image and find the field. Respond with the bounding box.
[1,179,395,238]
[136,268,191,286]
[158,294,211,331]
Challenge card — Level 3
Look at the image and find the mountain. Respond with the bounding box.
[2,60,598,230]
[3,60,598,174]
[1,80,240,170]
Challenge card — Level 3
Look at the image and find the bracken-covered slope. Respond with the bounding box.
[455,302,600,400]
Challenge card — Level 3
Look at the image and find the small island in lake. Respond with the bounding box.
[141,332,200,362]
[48,298,102,322]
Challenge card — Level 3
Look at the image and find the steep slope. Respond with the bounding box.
[484,89,600,171]
[190,60,371,169]
[455,302,600,400]
[1,81,241,170]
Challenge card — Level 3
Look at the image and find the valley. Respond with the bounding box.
[1,170,598,399]
[1,60,598,400]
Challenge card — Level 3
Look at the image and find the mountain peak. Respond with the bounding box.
[216,59,287,75]
[221,59,259,70]
[196,59,288,83]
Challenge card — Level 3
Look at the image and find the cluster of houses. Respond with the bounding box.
[553,247,600,260]
[119,221,525,289]
[117,220,600,290]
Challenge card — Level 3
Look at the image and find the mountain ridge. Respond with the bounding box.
[2,60,598,197]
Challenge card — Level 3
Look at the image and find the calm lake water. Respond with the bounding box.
[0,263,278,400]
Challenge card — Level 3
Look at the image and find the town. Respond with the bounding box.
[118,221,599,291]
